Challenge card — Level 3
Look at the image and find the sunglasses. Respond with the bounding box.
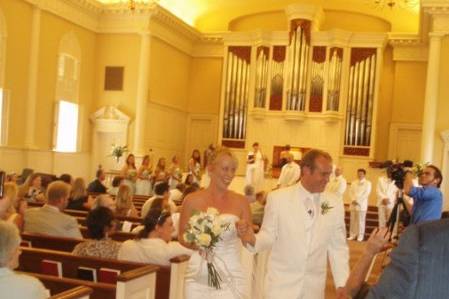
[156,209,171,225]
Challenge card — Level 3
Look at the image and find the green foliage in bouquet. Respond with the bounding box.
[111,144,128,162]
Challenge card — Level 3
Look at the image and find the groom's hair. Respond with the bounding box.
[300,149,332,172]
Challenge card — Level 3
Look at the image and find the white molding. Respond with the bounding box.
[388,122,422,160]
[222,30,289,46]
[285,3,324,30]
[311,29,352,47]
[348,32,388,48]
[392,45,428,61]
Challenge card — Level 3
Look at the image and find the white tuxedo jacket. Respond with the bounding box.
[249,183,349,299]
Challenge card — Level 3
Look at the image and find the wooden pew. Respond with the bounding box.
[50,286,93,299]
[18,247,158,299]
[19,233,189,299]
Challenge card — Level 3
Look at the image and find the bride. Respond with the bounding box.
[179,147,252,299]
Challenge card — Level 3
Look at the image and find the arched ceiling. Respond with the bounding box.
[96,0,420,33]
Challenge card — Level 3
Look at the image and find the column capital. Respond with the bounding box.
[429,31,446,38]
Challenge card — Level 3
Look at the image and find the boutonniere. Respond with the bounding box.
[321,201,334,215]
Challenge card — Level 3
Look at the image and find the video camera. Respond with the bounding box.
[385,160,414,190]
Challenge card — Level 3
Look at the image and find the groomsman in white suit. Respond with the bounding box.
[348,169,372,242]
[376,168,397,228]
[325,166,347,200]
[237,149,349,299]
[276,153,301,189]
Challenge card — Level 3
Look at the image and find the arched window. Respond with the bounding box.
[53,31,81,152]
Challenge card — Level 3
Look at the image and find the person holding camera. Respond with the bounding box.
[403,165,443,225]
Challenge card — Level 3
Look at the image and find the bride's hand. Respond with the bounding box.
[236,219,255,245]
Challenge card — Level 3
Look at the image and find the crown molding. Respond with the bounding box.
[311,29,352,47]
[192,33,224,58]
[285,3,324,30]
[223,30,289,46]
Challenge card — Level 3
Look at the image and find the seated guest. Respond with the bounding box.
[108,176,124,196]
[115,185,138,217]
[0,221,48,298]
[59,173,73,184]
[344,220,449,299]
[24,181,82,239]
[141,182,176,218]
[4,183,27,231]
[251,191,267,227]
[87,167,107,194]
[67,177,93,211]
[92,194,116,212]
[72,207,121,259]
[18,173,45,203]
[118,208,192,266]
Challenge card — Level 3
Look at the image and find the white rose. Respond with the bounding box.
[189,214,200,225]
[197,233,212,247]
[212,223,222,236]
[206,207,219,216]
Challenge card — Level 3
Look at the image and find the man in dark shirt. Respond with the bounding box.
[87,168,107,194]
[404,165,443,224]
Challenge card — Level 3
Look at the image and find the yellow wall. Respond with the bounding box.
[227,9,390,32]
[229,11,287,31]
[187,57,223,114]
[95,34,140,118]
[37,11,96,151]
[374,47,394,161]
[0,0,32,147]
[321,10,391,32]
[390,61,426,124]
[149,37,191,111]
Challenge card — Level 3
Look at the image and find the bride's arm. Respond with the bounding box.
[178,194,199,250]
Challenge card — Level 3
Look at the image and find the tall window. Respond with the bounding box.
[54,100,79,152]
[54,32,81,152]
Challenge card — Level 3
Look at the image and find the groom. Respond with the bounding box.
[237,149,349,299]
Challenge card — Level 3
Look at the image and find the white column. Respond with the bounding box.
[420,32,444,163]
[440,130,449,211]
[133,31,150,156]
[24,6,41,149]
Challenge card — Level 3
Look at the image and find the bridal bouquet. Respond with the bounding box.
[183,207,229,289]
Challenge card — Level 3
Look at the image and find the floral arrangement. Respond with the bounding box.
[183,207,229,289]
[111,144,128,162]
[321,201,333,215]
[411,162,429,177]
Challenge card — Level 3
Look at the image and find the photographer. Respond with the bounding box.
[404,165,443,225]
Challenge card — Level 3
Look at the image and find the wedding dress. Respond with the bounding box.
[184,214,249,299]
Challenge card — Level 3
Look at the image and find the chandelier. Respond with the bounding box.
[372,0,419,9]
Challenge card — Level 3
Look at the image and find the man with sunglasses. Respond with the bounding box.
[404,165,443,225]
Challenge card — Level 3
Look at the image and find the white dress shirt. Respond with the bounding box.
[325,175,347,199]
[0,268,48,299]
[118,238,192,266]
[277,162,301,188]
[349,178,372,211]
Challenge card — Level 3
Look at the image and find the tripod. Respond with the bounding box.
[387,189,409,242]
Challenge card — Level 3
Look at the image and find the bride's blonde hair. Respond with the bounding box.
[209,147,238,167]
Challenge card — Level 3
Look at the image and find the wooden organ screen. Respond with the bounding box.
[221,46,252,149]
[286,19,311,111]
[254,46,269,108]
[343,48,377,156]
[269,46,285,111]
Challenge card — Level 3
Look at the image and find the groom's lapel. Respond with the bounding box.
[287,185,306,245]
[309,195,327,248]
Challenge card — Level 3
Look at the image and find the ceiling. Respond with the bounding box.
[95,0,420,33]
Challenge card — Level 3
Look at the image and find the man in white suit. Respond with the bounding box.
[237,149,349,299]
[376,168,397,228]
[325,166,347,200]
[348,169,372,242]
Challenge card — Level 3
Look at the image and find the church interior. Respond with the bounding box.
[0,0,448,298]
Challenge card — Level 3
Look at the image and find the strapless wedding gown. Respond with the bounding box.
[184,214,249,299]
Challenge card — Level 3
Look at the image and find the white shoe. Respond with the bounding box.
[357,237,364,242]
[347,236,356,241]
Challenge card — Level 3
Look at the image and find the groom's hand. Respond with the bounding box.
[236,219,256,246]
